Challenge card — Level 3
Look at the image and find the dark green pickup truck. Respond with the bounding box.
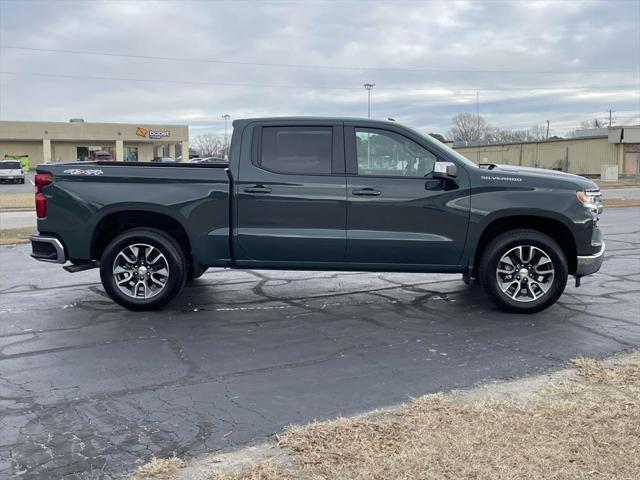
[30,117,605,313]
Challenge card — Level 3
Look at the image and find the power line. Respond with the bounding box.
[0,70,636,94]
[0,70,360,90]
[1,45,638,75]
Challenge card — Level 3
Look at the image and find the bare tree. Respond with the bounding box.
[191,134,225,157]
[448,113,492,143]
[525,124,548,141]
[567,118,605,138]
[580,119,603,129]
[489,125,548,143]
[449,112,553,144]
[488,129,526,143]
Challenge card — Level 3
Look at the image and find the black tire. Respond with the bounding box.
[99,228,187,311]
[478,229,568,313]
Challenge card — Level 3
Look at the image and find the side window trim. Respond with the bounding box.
[345,126,441,178]
[331,125,345,175]
[250,124,345,177]
[251,126,262,168]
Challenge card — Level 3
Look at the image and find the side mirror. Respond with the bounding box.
[433,161,457,179]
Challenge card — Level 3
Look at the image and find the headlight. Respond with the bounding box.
[576,190,603,214]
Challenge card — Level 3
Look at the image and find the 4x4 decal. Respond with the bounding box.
[63,168,104,176]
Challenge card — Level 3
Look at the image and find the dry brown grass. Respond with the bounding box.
[0,192,33,210]
[604,199,640,208]
[128,456,186,479]
[595,178,640,188]
[210,354,640,480]
[0,227,33,245]
[213,461,288,480]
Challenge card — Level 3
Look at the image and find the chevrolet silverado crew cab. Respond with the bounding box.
[30,117,605,313]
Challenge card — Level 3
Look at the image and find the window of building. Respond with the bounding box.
[76,147,89,161]
[260,127,332,175]
[355,128,436,177]
[78,146,115,161]
[125,146,139,162]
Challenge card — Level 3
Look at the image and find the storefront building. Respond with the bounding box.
[0,120,189,168]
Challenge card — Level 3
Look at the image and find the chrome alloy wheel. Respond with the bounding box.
[495,245,555,303]
[112,243,170,299]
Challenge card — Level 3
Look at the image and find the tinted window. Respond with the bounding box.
[261,127,332,175]
[0,161,21,169]
[355,128,436,177]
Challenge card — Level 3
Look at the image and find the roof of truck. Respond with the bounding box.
[233,117,400,126]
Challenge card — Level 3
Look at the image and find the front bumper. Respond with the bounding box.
[30,234,67,264]
[576,242,605,276]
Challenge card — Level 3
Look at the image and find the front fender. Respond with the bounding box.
[459,186,594,271]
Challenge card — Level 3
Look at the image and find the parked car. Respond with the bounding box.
[192,156,227,164]
[91,151,113,161]
[151,157,177,163]
[30,117,604,313]
[0,160,25,184]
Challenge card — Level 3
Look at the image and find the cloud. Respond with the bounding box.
[0,0,638,137]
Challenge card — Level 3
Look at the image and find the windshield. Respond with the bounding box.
[407,127,479,169]
[0,161,21,169]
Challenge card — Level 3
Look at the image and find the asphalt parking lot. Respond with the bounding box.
[0,172,34,193]
[0,207,639,479]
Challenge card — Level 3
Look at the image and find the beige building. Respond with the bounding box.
[0,120,189,168]
[453,125,640,176]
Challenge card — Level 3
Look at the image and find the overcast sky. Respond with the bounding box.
[0,0,638,138]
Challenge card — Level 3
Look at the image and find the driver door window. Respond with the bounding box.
[355,128,436,177]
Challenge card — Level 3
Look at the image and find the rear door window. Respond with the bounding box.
[259,127,332,175]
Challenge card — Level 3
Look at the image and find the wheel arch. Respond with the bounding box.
[471,214,577,277]
[91,209,192,266]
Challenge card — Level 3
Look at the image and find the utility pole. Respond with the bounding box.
[363,83,375,119]
[476,91,480,142]
[222,114,230,158]
[607,109,615,127]
[545,120,550,140]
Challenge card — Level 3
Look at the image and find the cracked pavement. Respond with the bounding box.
[0,207,639,479]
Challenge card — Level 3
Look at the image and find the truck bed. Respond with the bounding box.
[36,161,232,267]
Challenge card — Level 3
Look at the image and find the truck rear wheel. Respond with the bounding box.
[99,228,187,311]
[478,229,568,313]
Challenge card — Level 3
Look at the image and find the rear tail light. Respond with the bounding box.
[35,173,53,218]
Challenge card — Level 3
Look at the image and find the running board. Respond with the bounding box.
[64,262,99,273]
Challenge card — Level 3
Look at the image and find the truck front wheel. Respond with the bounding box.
[478,229,568,313]
[99,228,187,311]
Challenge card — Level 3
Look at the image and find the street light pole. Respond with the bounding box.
[363,83,375,119]
[221,114,230,158]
